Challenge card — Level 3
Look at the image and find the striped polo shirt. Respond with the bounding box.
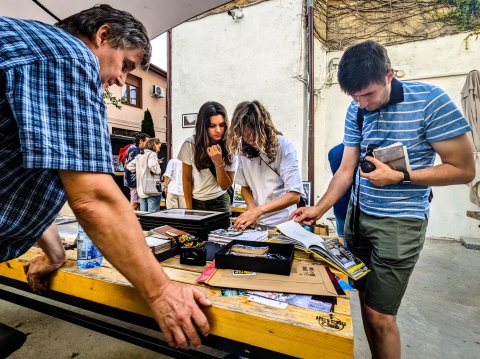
[343,78,471,220]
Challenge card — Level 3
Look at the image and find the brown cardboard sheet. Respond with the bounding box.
[201,260,338,297]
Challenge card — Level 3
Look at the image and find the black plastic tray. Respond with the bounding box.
[215,240,294,276]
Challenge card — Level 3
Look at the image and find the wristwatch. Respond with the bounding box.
[399,170,411,185]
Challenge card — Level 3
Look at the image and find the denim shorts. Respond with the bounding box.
[344,203,427,315]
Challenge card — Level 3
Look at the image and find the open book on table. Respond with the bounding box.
[274,221,369,280]
[372,142,411,172]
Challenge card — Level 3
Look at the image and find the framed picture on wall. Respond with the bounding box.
[182,113,197,128]
[302,181,312,206]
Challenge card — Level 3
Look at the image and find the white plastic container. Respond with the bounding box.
[77,224,103,269]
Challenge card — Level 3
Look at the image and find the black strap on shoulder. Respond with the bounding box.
[356,107,364,134]
[350,107,364,247]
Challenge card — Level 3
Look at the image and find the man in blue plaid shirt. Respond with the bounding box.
[0,5,211,354]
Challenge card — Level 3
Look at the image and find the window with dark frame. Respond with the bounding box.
[111,127,141,137]
[121,74,142,108]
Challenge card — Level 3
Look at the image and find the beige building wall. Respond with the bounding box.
[106,65,168,142]
[60,65,167,217]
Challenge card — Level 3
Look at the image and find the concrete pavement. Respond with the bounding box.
[2,238,479,358]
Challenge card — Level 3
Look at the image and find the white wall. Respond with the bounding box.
[316,33,480,239]
[171,0,479,239]
[170,0,308,174]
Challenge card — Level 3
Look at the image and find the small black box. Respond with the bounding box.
[215,240,294,276]
[180,246,206,266]
[154,246,179,263]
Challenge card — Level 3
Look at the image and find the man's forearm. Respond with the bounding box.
[36,222,66,266]
[59,171,171,302]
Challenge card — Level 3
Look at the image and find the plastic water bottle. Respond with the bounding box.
[77,224,103,269]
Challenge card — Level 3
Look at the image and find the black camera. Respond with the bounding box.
[242,143,260,159]
[360,144,378,173]
[180,246,206,266]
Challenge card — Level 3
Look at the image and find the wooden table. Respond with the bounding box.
[0,248,353,358]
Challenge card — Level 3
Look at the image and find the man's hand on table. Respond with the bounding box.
[23,222,66,293]
[23,253,65,293]
[148,281,211,349]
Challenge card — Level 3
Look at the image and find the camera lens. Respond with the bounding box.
[360,160,376,173]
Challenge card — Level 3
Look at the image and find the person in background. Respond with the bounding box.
[226,100,303,230]
[163,158,186,208]
[127,138,163,212]
[291,40,474,358]
[0,6,211,354]
[178,101,237,213]
[124,133,150,210]
[328,143,351,239]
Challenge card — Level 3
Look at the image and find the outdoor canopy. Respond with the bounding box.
[461,70,480,206]
[1,0,233,39]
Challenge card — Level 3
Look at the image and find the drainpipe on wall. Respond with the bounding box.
[166,29,173,160]
[307,0,315,204]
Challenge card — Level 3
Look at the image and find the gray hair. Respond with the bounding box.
[55,4,151,69]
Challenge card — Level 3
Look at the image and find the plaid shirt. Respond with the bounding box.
[0,17,114,262]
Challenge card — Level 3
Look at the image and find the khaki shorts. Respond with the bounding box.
[344,203,427,315]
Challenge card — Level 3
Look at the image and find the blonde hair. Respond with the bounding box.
[226,100,281,163]
[145,138,161,152]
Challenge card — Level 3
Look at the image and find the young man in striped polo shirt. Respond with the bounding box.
[292,40,474,358]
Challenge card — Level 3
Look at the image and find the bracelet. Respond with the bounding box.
[215,163,225,168]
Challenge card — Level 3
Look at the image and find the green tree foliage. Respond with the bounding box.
[141,109,155,137]
[102,88,123,110]
[437,0,480,29]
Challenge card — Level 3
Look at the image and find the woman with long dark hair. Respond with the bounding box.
[226,100,303,229]
[178,101,236,212]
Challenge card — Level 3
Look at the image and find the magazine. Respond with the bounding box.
[372,142,411,172]
[274,221,369,280]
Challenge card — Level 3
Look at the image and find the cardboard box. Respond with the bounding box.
[198,259,338,297]
[215,240,294,275]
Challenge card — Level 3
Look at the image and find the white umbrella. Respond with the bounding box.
[1,0,233,39]
[461,70,480,205]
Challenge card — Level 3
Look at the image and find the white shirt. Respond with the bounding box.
[235,135,303,227]
[164,159,184,196]
[126,149,161,198]
[178,136,238,201]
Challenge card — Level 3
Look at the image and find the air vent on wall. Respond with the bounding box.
[151,85,165,98]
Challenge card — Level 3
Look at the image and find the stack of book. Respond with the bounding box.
[144,235,171,255]
[208,228,268,245]
[372,141,411,172]
[137,209,230,239]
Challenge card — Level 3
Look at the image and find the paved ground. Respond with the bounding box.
[2,238,480,358]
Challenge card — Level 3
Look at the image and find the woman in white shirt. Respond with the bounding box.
[163,158,186,208]
[127,138,162,212]
[226,100,303,229]
[178,101,236,213]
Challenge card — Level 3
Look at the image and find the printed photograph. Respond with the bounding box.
[182,113,197,128]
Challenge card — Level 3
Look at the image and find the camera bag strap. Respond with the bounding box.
[350,108,364,247]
